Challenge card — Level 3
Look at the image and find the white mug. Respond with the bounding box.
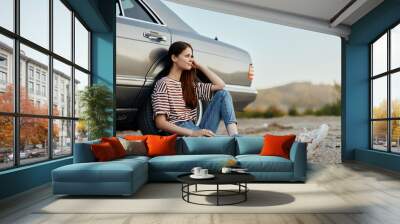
[200,169,208,176]
[221,167,232,174]
[191,167,202,176]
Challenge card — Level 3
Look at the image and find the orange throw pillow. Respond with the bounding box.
[101,137,127,158]
[91,142,117,162]
[146,134,177,157]
[124,135,148,141]
[259,134,296,159]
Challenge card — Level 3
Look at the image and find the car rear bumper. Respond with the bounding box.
[224,85,257,111]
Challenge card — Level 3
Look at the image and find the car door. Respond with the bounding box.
[116,0,171,129]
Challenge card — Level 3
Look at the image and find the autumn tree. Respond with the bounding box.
[0,84,59,151]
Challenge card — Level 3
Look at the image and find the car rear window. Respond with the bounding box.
[120,0,157,24]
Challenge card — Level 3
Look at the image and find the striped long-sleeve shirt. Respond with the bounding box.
[151,76,213,124]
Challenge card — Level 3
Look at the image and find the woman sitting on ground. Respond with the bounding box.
[151,41,239,137]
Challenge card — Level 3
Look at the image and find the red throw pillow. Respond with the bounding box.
[101,137,127,158]
[146,134,177,157]
[259,134,296,159]
[91,142,117,162]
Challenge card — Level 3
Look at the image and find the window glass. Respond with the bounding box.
[372,121,388,151]
[53,59,72,117]
[75,120,88,143]
[121,0,156,23]
[53,119,72,158]
[20,117,49,165]
[53,0,72,60]
[20,44,49,115]
[391,120,400,153]
[0,35,13,113]
[74,18,89,70]
[391,72,400,118]
[0,0,14,31]
[74,69,89,118]
[372,77,387,119]
[20,0,49,49]
[116,1,123,16]
[372,33,387,76]
[391,24,400,70]
[0,116,13,170]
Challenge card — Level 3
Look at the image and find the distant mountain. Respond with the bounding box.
[245,82,340,112]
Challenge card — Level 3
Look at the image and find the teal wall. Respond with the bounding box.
[344,0,400,171]
[0,0,115,200]
[91,0,117,136]
[0,158,72,199]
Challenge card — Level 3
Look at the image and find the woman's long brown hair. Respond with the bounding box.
[156,41,198,109]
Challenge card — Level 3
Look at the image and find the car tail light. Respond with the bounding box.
[248,63,254,80]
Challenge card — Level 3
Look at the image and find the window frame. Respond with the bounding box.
[0,0,92,171]
[370,20,400,154]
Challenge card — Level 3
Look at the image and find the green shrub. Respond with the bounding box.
[79,84,113,140]
[288,106,299,116]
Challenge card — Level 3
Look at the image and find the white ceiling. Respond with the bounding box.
[165,0,384,38]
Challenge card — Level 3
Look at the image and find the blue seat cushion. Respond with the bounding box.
[115,155,150,163]
[178,137,236,155]
[236,155,293,172]
[52,159,147,183]
[149,154,235,172]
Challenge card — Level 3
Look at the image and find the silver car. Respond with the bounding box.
[116,0,257,134]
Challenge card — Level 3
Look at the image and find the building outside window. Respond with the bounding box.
[0,54,7,91]
[28,81,34,94]
[0,71,7,90]
[35,70,40,81]
[0,0,91,170]
[41,73,46,83]
[28,66,34,80]
[41,85,46,97]
[370,23,400,154]
[35,83,40,95]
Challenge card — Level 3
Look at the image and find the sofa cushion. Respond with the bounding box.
[119,139,147,156]
[146,134,178,157]
[236,155,293,172]
[260,134,296,159]
[101,137,127,158]
[114,155,150,164]
[178,136,235,155]
[124,135,148,141]
[90,142,118,162]
[148,154,235,172]
[52,158,147,183]
[235,136,263,155]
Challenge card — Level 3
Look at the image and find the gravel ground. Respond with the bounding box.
[117,116,342,164]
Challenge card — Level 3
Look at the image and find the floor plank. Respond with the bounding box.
[1,162,400,224]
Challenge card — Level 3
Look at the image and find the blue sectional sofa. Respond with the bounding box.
[52,136,307,196]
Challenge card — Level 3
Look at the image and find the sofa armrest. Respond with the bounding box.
[73,140,100,163]
[289,142,307,181]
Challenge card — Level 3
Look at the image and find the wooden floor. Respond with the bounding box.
[1,162,400,224]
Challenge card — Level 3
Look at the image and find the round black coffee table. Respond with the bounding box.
[177,172,255,206]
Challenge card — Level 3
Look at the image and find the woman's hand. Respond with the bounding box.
[191,59,203,70]
[192,58,225,89]
[190,129,215,137]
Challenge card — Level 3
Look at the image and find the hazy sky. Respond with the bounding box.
[163,1,341,89]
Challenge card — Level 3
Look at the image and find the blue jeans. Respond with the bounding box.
[175,89,237,135]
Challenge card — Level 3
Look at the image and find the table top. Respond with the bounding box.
[177,172,255,185]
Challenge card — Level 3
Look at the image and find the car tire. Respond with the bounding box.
[137,97,207,135]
